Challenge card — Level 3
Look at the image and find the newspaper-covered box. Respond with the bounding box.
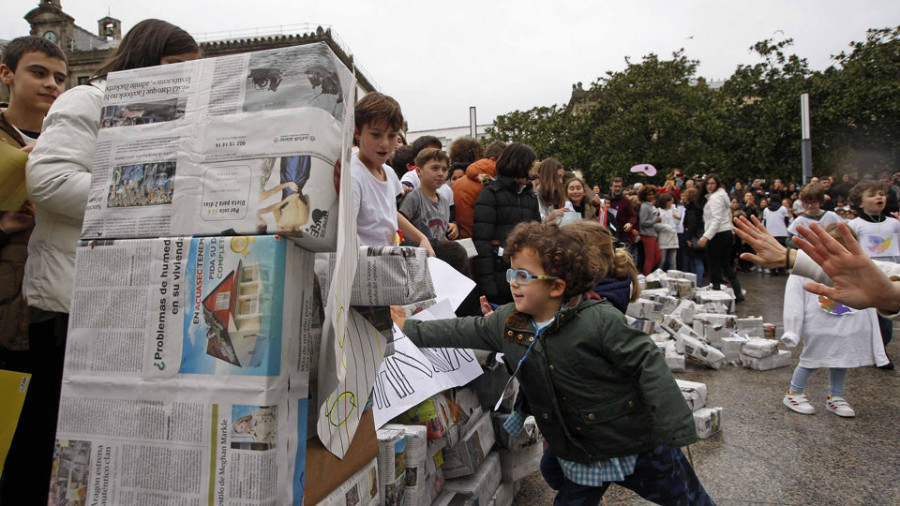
[441,412,496,480]
[81,42,356,252]
[315,457,379,506]
[693,407,723,439]
[676,379,708,412]
[382,424,429,506]
[678,334,727,370]
[498,443,542,483]
[315,247,435,306]
[741,349,792,371]
[489,481,516,506]
[377,427,408,506]
[54,235,315,505]
[443,452,502,506]
[741,338,779,359]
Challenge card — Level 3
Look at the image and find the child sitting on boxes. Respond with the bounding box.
[400,220,714,505]
[782,224,890,417]
[351,92,434,255]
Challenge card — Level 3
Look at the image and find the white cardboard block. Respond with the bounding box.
[693,407,723,439]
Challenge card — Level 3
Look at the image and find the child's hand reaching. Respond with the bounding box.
[480,296,494,317]
[420,236,435,257]
[390,305,408,329]
[448,223,459,240]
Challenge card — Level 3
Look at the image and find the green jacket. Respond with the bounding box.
[403,298,697,463]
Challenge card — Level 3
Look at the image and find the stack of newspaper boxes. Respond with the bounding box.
[52,43,359,505]
[623,269,792,441]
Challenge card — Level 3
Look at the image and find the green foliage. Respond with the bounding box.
[485,26,900,187]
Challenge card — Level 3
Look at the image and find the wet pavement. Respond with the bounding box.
[512,271,900,505]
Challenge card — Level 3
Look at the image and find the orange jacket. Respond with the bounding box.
[453,158,496,238]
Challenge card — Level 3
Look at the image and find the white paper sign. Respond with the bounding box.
[427,258,476,311]
[372,323,483,429]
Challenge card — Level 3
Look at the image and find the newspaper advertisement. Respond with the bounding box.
[53,235,315,505]
[81,42,356,252]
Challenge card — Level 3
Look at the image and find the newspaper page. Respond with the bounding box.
[81,42,356,252]
[52,235,315,505]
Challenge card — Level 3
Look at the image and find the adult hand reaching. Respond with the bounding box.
[732,215,788,268]
[793,221,900,312]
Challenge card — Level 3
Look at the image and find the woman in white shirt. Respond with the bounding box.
[697,174,744,302]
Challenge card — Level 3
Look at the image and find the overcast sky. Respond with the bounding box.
[4,0,898,131]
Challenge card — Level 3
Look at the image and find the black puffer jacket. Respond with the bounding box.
[683,201,705,257]
[472,176,540,303]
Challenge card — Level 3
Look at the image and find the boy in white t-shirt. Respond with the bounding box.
[351,92,434,256]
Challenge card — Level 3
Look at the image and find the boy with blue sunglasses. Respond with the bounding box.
[402,221,714,505]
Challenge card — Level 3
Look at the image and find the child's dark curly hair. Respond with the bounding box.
[504,221,603,300]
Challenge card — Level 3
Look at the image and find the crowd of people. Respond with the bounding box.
[1,16,897,504]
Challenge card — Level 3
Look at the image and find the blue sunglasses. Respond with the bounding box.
[506,268,559,285]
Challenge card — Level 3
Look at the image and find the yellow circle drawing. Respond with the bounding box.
[326,392,357,426]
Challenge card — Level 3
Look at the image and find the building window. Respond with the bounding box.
[215,292,230,310]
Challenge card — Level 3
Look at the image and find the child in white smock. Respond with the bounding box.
[781,224,890,417]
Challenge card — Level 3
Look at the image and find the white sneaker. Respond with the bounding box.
[783,392,816,414]
[826,396,856,417]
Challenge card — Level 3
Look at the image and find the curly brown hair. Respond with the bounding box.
[504,221,612,300]
[448,136,484,166]
[561,221,640,302]
[637,184,658,203]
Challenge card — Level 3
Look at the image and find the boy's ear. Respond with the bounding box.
[0,64,13,86]
[550,279,566,299]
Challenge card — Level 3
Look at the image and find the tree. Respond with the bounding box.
[816,26,900,174]
[484,27,900,186]
[719,38,816,182]
[579,51,729,184]
[487,51,728,186]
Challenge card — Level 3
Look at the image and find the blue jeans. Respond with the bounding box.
[790,366,848,396]
[684,252,705,287]
[540,445,716,506]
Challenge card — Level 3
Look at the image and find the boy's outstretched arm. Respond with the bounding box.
[401,311,500,352]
